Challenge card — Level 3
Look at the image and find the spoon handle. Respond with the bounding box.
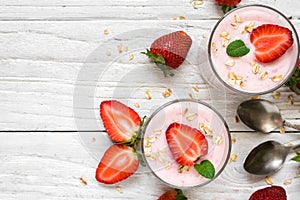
[283,120,300,131]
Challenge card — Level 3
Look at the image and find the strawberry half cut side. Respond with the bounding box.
[249,185,287,200]
[166,122,208,166]
[250,24,293,63]
[100,100,141,143]
[95,144,139,184]
[141,30,192,77]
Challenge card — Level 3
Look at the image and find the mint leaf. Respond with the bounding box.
[194,160,215,179]
[226,39,250,57]
[291,152,300,162]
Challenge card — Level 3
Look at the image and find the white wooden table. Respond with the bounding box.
[1,0,300,199]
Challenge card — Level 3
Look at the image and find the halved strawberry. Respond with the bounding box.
[249,185,287,200]
[100,100,141,143]
[166,122,208,166]
[158,189,187,200]
[250,24,293,63]
[142,31,192,77]
[95,144,139,184]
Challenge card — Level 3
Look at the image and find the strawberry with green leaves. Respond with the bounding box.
[285,58,300,95]
[248,185,287,200]
[250,24,294,63]
[215,0,241,13]
[100,100,142,144]
[95,144,139,184]
[158,189,187,200]
[166,122,215,179]
[142,31,192,77]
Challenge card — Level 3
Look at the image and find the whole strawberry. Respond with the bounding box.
[142,31,192,77]
[249,185,287,200]
[158,189,187,200]
[285,58,300,95]
[215,0,241,13]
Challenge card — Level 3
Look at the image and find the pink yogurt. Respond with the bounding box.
[208,5,299,95]
[141,99,231,188]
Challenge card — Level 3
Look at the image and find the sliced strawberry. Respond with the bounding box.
[100,100,141,143]
[166,122,208,166]
[142,31,192,77]
[250,24,293,63]
[95,144,139,184]
[158,189,187,200]
[249,185,287,200]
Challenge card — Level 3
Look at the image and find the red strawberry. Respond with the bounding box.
[100,100,141,143]
[142,31,192,77]
[250,24,294,63]
[95,144,139,184]
[249,185,287,200]
[215,0,241,6]
[286,58,300,95]
[158,189,188,200]
[166,122,208,166]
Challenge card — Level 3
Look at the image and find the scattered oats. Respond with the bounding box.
[144,139,151,148]
[92,137,96,142]
[117,44,123,53]
[252,64,262,75]
[149,154,156,160]
[103,29,109,35]
[288,95,294,105]
[125,46,129,52]
[280,126,286,134]
[250,60,257,66]
[231,137,237,143]
[154,129,162,135]
[106,51,111,56]
[179,15,186,20]
[178,165,190,173]
[228,78,236,86]
[222,38,229,47]
[234,14,243,23]
[80,177,87,185]
[265,176,273,185]
[129,53,134,60]
[230,154,238,162]
[134,102,140,108]
[182,108,189,116]
[192,0,204,8]
[158,149,166,163]
[220,31,229,37]
[186,113,198,121]
[283,180,292,185]
[228,72,237,80]
[189,93,194,99]
[225,59,235,67]
[166,162,172,170]
[272,91,281,99]
[144,147,152,157]
[202,33,207,38]
[272,74,283,82]
[240,81,246,89]
[145,89,152,100]
[200,123,213,136]
[147,136,157,143]
[252,95,261,99]
[213,135,223,145]
[242,21,255,33]
[162,88,172,98]
[211,42,216,48]
[192,85,199,92]
[173,118,179,122]
[231,22,238,29]
[259,71,268,80]
[235,115,240,123]
[116,186,123,193]
[172,17,178,20]
[213,48,218,53]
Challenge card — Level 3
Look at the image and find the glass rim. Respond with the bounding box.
[140,98,232,189]
[207,4,300,95]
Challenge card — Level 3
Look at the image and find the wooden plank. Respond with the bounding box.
[0,131,299,199]
[0,20,300,131]
[1,0,299,21]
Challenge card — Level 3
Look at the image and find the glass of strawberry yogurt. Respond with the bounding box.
[140,99,231,188]
[206,5,299,95]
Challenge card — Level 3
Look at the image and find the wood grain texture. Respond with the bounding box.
[0,132,300,200]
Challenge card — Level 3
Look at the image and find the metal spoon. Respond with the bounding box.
[244,140,300,175]
[237,99,300,133]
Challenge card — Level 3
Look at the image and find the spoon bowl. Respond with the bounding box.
[237,99,300,133]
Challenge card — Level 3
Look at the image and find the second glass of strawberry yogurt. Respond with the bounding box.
[140,99,231,189]
[207,5,299,95]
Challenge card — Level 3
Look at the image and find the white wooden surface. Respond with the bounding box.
[0,0,300,199]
